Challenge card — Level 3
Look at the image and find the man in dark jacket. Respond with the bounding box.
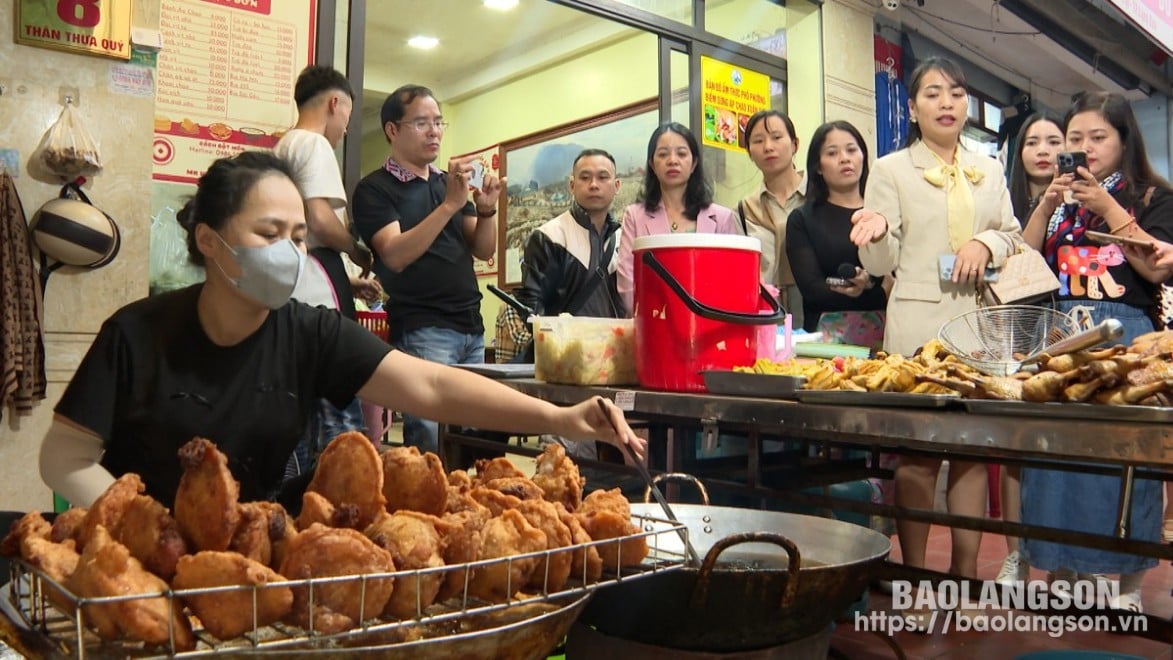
[516,149,624,321]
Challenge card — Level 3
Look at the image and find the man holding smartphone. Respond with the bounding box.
[352,84,503,453]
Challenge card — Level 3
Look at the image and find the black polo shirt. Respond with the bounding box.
[352,167,482,342]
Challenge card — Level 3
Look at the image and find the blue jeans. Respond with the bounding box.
[284,398,367,479]
[1020,299,1159,573]
[396,326,485,454]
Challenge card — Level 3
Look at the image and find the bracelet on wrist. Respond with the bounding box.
[476,207,498,218]
[1110,217,1138,235]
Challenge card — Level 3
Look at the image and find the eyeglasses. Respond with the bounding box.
[397,118,449,132]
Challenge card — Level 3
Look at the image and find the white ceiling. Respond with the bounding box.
[356,0,1168,125]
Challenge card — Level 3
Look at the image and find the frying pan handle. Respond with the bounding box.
[689,532,801,611]
[642,473,711,506]
[641,251,787,325]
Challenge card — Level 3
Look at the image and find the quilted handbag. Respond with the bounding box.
[983,246,1060,304]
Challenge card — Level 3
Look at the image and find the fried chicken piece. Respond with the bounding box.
[278,524,396,634]
[307,432,387,529]
[448,469,473,493]
[79,473,145,551]
[381,446,448,516]
[532,443,585,512]
[482,477,545,501]
[364,511,447,619]
[515,499,573,592]
[172,551,292,640]
[297,490,361,530]
[231,502,276,566]
[67,525,194,651]
[474,457,526,483]
[21,535,80,614]
[50,507,87,545]
[469,486,522,516]
[1,511,51,556]
[255,501,297,570]
[436,507,490,601]
[174,437,241,552]
[467,509,547,603]
[557,505,602,583]
[114,495,187,580]
[576,489,647,570]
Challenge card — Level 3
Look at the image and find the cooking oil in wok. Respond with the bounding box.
[716,551,825,571]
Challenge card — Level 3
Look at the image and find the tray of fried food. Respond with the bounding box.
[943,335,1173,422]
[706,359,809,398]
[2,437,686,656]
[776,340,960,407]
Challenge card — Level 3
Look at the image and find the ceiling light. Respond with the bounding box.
[484,0,519,10]
[407,35,438,49]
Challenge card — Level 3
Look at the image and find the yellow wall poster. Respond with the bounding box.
[700,56,770,152]
[16,0,133,60]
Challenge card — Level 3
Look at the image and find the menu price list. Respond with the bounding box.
[157,0,297,128]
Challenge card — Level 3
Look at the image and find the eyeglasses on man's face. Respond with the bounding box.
[397,118,449,132]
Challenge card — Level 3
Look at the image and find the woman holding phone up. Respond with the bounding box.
[849,57,1022,586]
[1018,91,1173,611]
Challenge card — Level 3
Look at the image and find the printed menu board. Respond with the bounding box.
[149,0,316,293]
[151,0,317,184]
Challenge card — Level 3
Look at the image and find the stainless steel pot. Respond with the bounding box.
[578,475,890,652]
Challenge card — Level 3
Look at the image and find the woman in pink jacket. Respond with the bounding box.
[616,122,739,315]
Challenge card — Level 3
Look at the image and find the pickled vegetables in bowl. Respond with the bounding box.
[533,315,637,385]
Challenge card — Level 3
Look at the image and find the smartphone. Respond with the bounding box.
[1057,151,1088,175]
[825,277,850,287]
[467,159,486,190]
[1084,230,1156,250]
[939,254,999,282]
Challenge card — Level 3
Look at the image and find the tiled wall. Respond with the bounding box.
[0,2,160,512]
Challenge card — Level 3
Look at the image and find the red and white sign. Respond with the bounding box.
[1108,0,1173,56]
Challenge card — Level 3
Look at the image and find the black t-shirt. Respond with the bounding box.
[54,285,391,506]
[1054,187,1173,309]
[351,167,482,341]
[786,201,887,332]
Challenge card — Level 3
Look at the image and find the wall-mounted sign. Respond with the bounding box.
[15,0,133,60]
[1107,0,1173,56]
[700,56,770,153]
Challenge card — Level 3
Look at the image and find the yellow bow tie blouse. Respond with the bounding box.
[923,149,985,251]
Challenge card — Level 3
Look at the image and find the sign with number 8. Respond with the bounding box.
[15,0,133,60]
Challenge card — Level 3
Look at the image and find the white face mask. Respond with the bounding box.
[212,233,305,309]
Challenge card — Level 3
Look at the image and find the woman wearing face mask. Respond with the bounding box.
[616,122,739,316]
[784,120,886,349]
[992,111,1066,587]
[1018,92,1173,612]
[850,57,1022,586]
[739,110,807,327]
[39,151,645,510]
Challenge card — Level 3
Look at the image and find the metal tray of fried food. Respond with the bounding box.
[963,399,1173,424]
[794,389,961,408]
[702,371,806,399]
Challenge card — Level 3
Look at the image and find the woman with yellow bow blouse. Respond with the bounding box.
[850,57,1022,581]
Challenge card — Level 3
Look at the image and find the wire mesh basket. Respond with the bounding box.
[937,305,1082,376]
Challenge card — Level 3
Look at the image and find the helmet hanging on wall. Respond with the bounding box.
[29,182,120,289]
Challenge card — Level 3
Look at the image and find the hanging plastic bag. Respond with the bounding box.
[39,100,104,178]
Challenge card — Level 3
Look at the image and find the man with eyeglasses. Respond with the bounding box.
[352,84,503,454]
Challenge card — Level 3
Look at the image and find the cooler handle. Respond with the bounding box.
[641,251,787,325]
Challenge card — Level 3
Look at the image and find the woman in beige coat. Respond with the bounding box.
[850,57,1022,581]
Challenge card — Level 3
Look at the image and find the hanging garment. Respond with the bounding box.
[0,173,47,420]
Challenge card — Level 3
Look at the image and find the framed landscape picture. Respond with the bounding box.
[497,98,658,287]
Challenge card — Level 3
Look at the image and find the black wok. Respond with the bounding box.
[578,475,890,652]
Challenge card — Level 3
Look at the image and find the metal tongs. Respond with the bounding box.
[596,399,702,567]
[1021,319,1125,367]
[487,284,535,319]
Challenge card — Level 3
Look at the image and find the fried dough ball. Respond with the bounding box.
[467,509,547,603]
[172,551,292,640]
[278,524,396,634]
[307,432,386,529]
[364,511,447,619]
[532,443,585,512]
[381,446,448,516]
